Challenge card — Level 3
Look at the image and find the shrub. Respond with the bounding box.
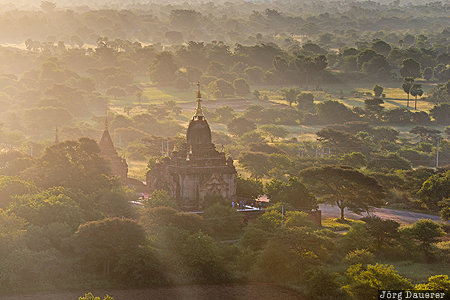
[344,249,375,266]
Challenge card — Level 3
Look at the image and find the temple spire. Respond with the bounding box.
[193,82,204,120]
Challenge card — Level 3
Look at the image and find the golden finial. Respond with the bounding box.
[193,82,204,119]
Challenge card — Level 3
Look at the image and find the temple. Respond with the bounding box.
[98,117,128,181]
[146,83,237,210]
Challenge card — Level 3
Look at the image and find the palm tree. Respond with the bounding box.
[402,77,414,108]
[410,83,424,110]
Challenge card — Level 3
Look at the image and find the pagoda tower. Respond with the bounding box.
[146,83,237,210]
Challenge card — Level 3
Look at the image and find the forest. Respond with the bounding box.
[0,1,449,300]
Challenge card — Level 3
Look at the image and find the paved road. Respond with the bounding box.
[319,204,443,224]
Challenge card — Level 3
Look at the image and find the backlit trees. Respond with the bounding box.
[300,166,385,220]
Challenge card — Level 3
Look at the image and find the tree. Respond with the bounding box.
[304,268,346,300]
[371,40,391,56]
[238,152,269,179]
[316,101,356,124]
[417,170,449,210]
[214,106,235,124]
[208,79,235,98]
[204,203,241,237]
[227,117,256,136]
[402,77,414,108]
[265,177,317,210]
[340,152,367,168]
[8,188,84,228]
[344,264,413,300]
[423,67,433,81]
[236,176,263,200]
[296,92,315,111]
[400,58,421,79]
[373,85,383,98]
[410,126,441,143]
[0,176,35,209]
[364,98,384,118]
[233,78,250,96]
[410,83,423,110]
[148,52,178,85]
[360,216,400,250]
[316,127,363,154]
[145,189,177,209]
[106,87,126,99]
[300,166,385,220]
[367,153,412,171]
[259,124,288,142]
[73,218,146,277]
[280,88,300,106]
[406,219,445,258]
[430,104,450,124]
[22,138,110,193]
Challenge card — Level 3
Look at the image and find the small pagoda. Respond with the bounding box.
[98,117,128,181]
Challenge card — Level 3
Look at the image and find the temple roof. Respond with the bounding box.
[187,83,212,146]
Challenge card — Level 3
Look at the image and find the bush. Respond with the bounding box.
[344,249,375,266]
[304,268,348,300]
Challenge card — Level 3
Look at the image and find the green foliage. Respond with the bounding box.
[157,227,230,284]
[417,170,450,210]
[139,206,204,236]
[145,189,178,209]
[203,203,241,238]
[0,176,35,209]
[339,152,367,168]
[114,245,166,286]
[405,219,445,257]
[415,275,450,291]
[258,124,288,142]
[236,176,263,200]
[265,177,317,210]
[73,218,146,278]
[280,87,300,106]
[237,151,269,178]
[300,166,385,220]
[304,268,347,300]
[79,293,115,300]
[22,138,110,193]
[367,153,412,171]
[8,188,84,228]
[296,92,315,111]
[240,225,270,251]
[254,227,334,283]
[233,78,250,96]
[316,100,356,124]
[360,216,400,250]
[344,264,413,300]
[208,79,235,98]
[342,223,372,252]
[373,84,383,97]
[344,249,376,266]
[227,117,256,136]
[148,52,178,85]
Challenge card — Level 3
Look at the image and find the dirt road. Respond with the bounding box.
[319,204,443,224]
